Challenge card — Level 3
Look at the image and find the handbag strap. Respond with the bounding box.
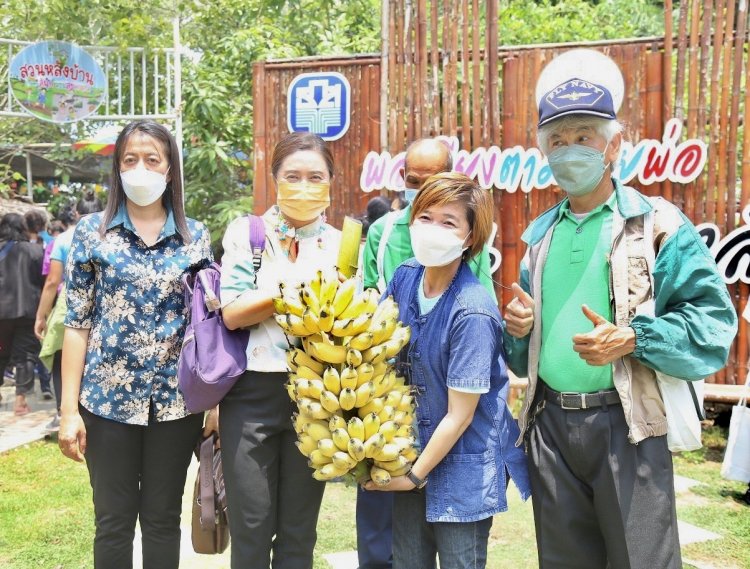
[248,215,266,280]
[198,435,217,531]
[0,240,16,263]
[642,200,705,420]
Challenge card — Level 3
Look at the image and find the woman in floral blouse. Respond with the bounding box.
[58,120,212,569]
[218,131,341,568]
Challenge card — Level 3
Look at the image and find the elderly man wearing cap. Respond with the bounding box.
[503,75,737,568]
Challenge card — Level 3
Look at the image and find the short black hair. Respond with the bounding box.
[366,196,391,222]
[24,209,47,233]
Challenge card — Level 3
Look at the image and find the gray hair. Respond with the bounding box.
[537,116,624,156]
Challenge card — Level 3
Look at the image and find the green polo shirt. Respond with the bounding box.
[362,204,496,299]
[538,193,616,393]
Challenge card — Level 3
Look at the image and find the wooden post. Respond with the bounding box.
[252,61,267,215]
[471,0,481,148]
[684,0,700,219]
[696,0,714,223]
[430,0,440,135]
[460,0,470,149]
[417,0,428,137]
[706,0,726,224]
[726,0,747,232]
[663,0,674,203]
[742,18,750,211]
[380,0,390,151]
[717,0,737,235]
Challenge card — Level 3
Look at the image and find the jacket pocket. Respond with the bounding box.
[435,450,499,518]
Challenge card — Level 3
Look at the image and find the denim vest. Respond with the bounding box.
[386,260,531,523]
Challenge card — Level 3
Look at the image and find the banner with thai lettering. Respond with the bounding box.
[360,118,706,194]
[9,41,106,123]
[698,206,750,286]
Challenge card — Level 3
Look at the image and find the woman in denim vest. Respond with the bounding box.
[363,172,530,569]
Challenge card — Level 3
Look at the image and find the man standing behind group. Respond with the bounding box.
[358,138,496,569]
[363,138,495,295]
[503,72,737,568]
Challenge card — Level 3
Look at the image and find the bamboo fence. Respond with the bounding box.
[252,0,750,384]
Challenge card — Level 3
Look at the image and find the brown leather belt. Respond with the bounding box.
[541,384,621,410]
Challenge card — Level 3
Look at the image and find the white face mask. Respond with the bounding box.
[120,166,168,206]
[409,223,469,267]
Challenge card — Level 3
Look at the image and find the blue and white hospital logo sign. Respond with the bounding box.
[287,72,351,141]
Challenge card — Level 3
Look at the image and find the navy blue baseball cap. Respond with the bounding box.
[538,78,616,127]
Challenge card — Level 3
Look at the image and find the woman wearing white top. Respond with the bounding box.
[218,132,341,569]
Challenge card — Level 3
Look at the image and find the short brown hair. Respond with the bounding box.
[410,172,493,260]
[271,132,334,179]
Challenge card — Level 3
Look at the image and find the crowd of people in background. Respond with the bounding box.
[0,191,102,426]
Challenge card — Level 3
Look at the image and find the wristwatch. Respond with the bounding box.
[406,467,428,489]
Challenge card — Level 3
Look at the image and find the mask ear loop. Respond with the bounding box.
[602,141,612,172]
[460,231,472,260]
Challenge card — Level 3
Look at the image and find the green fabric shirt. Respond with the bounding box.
[538,193,616,393]
[362,204,497,300]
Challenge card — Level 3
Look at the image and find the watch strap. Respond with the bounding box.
[406,468,427,489]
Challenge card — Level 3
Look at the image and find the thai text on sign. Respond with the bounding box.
[360,118,706,193]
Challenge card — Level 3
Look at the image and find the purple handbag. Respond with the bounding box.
[178,215,265,413]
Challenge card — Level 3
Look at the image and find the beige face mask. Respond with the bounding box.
[277,180,331,221]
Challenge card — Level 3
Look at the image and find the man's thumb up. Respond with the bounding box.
[511,282,534,309]
[581,304,607,327]
[505,282,534,339]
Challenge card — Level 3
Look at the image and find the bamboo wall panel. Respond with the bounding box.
[253,0,749,384]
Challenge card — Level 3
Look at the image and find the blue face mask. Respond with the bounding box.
[547,143,610,197]
[404,189,418,204]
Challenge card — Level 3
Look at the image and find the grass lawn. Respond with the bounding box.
[0,426,747,569]
[672,427,750,569]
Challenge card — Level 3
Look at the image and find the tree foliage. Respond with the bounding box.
[1,0,664,242]
[178,0,381,244]
[498,0,665,45]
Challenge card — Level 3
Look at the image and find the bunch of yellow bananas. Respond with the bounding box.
[276,271,419,485]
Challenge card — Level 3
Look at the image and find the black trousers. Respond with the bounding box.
[80,406,203,569]
[527,390,681,569]
[220,370,326,569]
[51,350,62,411]
[0,317,40,395]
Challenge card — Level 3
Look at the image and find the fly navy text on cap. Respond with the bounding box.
[538,78,616,127]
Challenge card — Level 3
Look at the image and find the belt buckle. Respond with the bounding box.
[560,392,585,410]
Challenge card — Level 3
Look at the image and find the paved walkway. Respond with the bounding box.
[0,391,724,569]
[0,383,57,453]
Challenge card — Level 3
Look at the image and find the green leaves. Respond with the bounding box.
[497,0,663,45]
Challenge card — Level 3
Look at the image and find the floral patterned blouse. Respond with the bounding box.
[65,206,212,425]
